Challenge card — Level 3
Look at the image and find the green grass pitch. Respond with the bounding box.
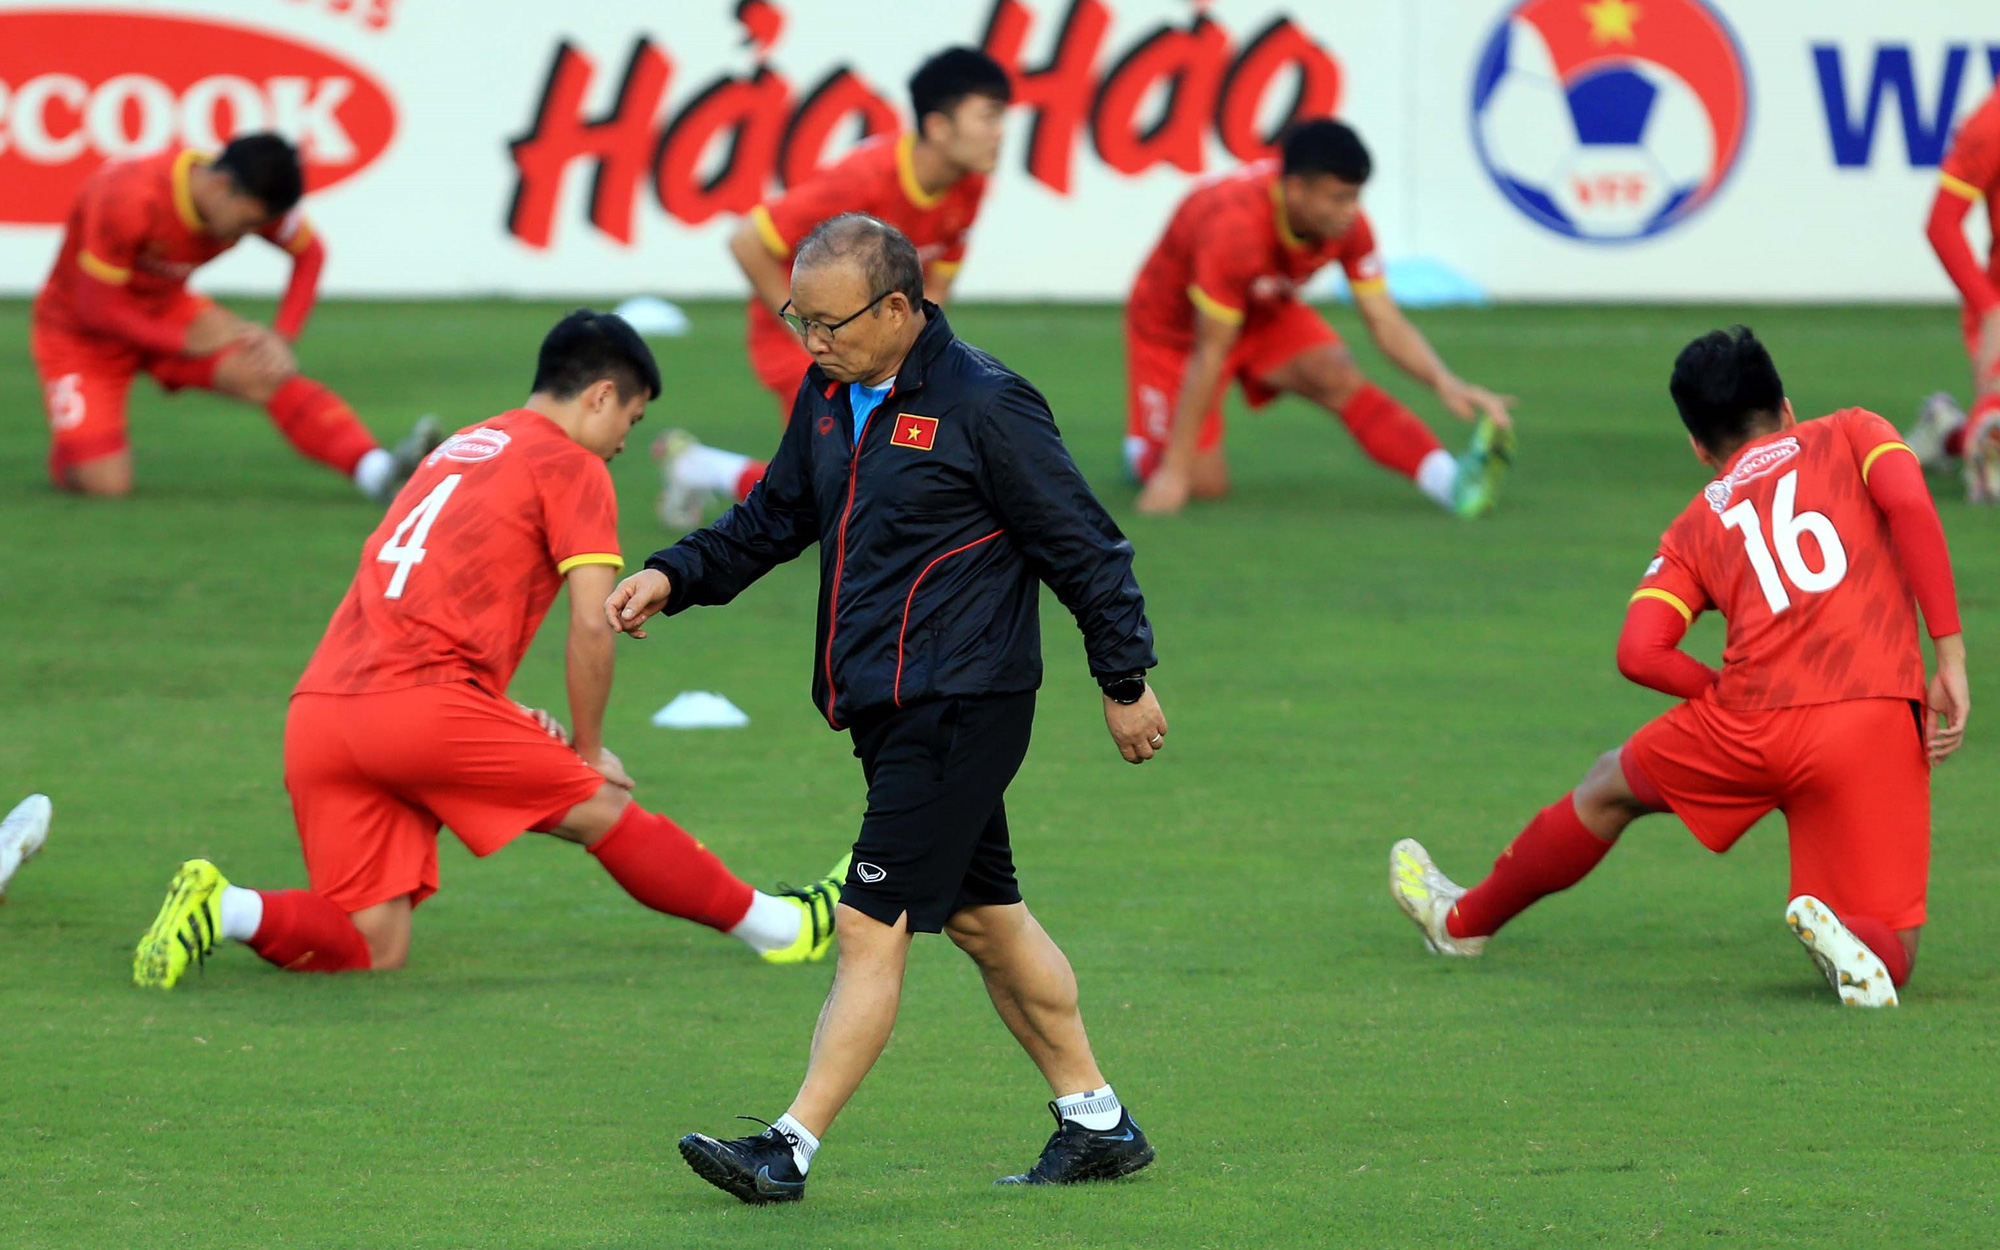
[2,297,1997,1248]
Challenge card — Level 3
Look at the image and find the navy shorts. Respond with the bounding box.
[841,692,1035,932]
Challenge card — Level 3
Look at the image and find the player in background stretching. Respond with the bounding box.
[656,47,1010,526]
[31,133,437,500]
[1907,80,2000,500]
[1128,119,1515,519]
[1392,328,1967,1007]
[132,312,842,988]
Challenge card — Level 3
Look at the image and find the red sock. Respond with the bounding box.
[1841,914,1913,986]
[587,804,755,931]
[247,889,373,972]
[1447,793,1617,939]
[734,461,767,502]
[1337,384,1444,478]
[266,376,380,475]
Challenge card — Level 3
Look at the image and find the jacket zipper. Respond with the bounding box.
[821,395,884,728]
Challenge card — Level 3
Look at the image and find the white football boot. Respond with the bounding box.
[1785,894,1898,1007]
[0,794,52,901]
[1906,391,1964,470]
[1390,838,1485,957]
[1963,410,2000,504]
[654,428,715,530]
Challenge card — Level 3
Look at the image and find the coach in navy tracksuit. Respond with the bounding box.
[608,214,1166,1202]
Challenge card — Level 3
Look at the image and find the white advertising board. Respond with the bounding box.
[0,0,1993,301]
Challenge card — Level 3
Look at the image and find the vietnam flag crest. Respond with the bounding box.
[890,414,939,451]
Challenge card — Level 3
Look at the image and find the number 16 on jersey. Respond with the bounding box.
[1719,470,1848,615]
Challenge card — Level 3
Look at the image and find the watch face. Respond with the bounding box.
[1106,677,1146,703]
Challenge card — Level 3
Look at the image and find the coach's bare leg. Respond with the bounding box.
[784,905,914,1138]
[1571,748,1662,842]
[1258,341,1366,413]
[62,450,133,497]
[347,895,413,970]
[946,902,1106,1097]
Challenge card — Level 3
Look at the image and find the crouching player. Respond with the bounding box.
[1392,327,1968,1007]
[1908,79,2000,500]
[133,311,841,987]
[32,133,437,499]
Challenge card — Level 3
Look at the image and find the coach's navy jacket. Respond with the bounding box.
[646,305,1155,729]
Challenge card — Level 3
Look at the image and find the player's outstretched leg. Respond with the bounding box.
[653,429,765,529]
[0,794,53,901]
[1786,896,1900,1008]
[1392,750,1653,956]
[565,790,839,961]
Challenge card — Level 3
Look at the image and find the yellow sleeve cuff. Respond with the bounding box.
[78,251,131,284]
[750,205,791,259]
[1940,171,1984,202]
[1187,284,1245,325]
[1348,276,1388,296]
[286,218,316,255]
[1861,440,1915,482]
[929,260,962,278]
[557,552,625,575]
[1630,588,1694,624]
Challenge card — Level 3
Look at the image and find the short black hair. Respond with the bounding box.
[794,213,924,307]
[1281,118,1371,184]
[1669,326,1786,452]
[532,310,662,403]
[213,133,304,216]
[909,46,1012,126]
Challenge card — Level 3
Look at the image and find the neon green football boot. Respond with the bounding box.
[1450,414,1516,519]
[762,852,850,965]
[133,859,229,989]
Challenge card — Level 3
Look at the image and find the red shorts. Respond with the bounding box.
[746,304,813,419]
[283,682,608,913]
[1621,696,1930,929]
[31,295,217,482]
[1124,299,1340,480]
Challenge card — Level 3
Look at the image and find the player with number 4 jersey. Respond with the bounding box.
[133,312,845,989]
[1390,327,1967,1007]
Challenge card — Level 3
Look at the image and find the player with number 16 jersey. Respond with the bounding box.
[1390,327,1966,1008]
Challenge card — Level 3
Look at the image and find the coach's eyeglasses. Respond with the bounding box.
[780,292,892,341]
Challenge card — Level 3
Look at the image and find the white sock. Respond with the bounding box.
[352,447,396,497]
[771,1113,819,1173]
[673,444,753,494]
[729,890,804,954]
[1054,1085,1123,1131]
[1415,447,1458,510]
[218,885,264,942]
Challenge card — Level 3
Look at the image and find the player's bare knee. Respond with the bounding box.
[549,782,631,845]
[1296,349,1363,410]
[67,457,133,497]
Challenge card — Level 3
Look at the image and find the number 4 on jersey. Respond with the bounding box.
[1719,469,1848,614]
[379,474,462,599]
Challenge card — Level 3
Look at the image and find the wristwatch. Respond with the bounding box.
[1099,673,1148,705]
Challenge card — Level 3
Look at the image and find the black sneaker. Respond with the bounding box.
[678,1120,807,1205]
[996,1104,1155,1185]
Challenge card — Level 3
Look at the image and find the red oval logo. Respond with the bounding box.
[0,9,397,225]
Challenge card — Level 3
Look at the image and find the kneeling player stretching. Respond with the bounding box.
[133,311,841,987]
[1392,327,1968,1007]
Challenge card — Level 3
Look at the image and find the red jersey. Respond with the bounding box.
[33,148,313,337]
[746,134,986,340]
[1127,160,1384,353]
[1631,410,1925,711]
[1940,83,2000,276]
[295,410,623,698]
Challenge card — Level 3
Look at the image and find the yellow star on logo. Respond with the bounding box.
[1582,0,1640,45]
[907,423,924,440]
